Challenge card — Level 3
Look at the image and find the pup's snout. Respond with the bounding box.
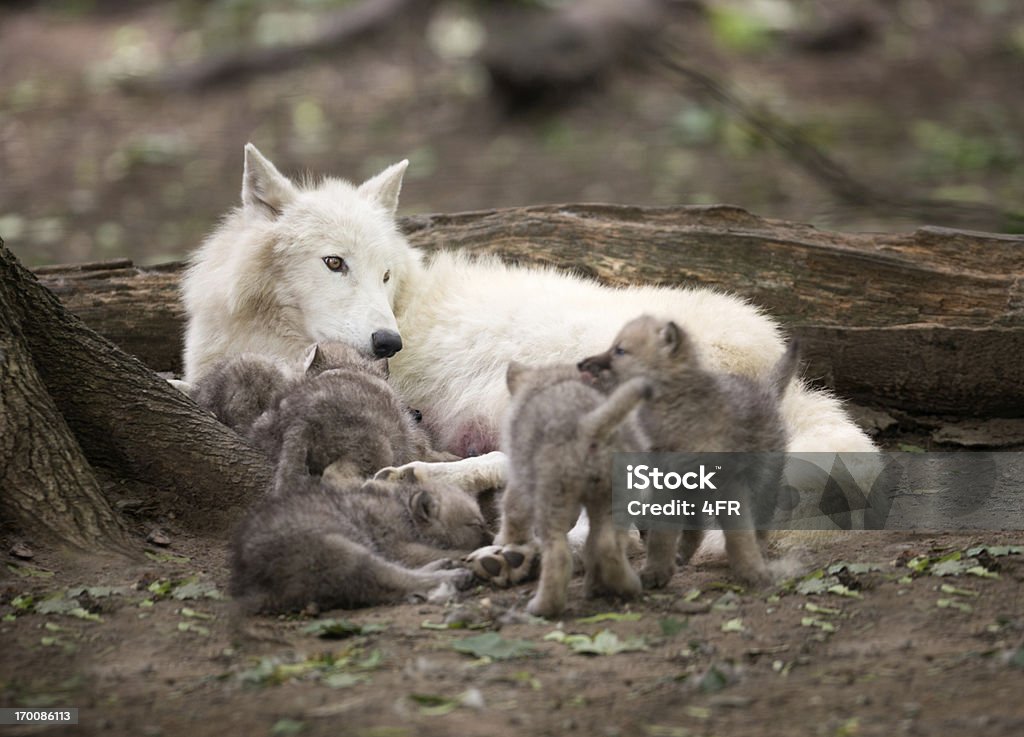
[577,353,609,376]
[371,330,403,358]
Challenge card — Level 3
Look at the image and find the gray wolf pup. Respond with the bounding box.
[250,342,453,490]
[230,471,491,613]
[579,315,799,587]
[482,362,651,617]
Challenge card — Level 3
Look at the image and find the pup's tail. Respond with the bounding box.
[768,339,801,398]
[578,377,653,444]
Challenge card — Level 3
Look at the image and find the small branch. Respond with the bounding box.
[654,40,1024,233]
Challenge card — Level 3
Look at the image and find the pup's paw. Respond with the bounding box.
[465,543,539,587]
[640,563,676,590]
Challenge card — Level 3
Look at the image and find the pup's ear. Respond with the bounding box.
[243,143,296,217]
[506,361,527,394]
[660,321,689,357]
[302,343,323,375]
[409,489,437,525]
[358,159,408,217]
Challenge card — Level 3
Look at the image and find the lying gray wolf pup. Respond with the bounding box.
[482,362,652,618]
[230,470,491,613]
[189,353,292,436]
[249,342,455,491]
[579,315,799,587]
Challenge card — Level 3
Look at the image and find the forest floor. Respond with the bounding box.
[1,2,1022,735]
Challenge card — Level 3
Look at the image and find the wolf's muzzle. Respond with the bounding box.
[371,330,403,358]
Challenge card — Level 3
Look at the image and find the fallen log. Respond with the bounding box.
[34,204,1024,417]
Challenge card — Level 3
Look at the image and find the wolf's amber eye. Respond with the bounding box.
[322,256,348,274]
[383,270,391,284]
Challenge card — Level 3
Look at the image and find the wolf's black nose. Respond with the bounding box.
[371,330,403,358]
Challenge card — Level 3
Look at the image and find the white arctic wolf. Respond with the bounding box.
[183,145,876,534]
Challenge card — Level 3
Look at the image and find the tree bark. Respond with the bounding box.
[34,205,1024,417]
[2,242,273,547]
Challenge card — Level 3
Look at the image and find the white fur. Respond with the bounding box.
[182,147,878,542]
[182,144,417,382]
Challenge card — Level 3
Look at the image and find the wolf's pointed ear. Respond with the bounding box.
[358,159,408,217]
[660,321,689,357]
[242,143,296,217]
[302,343,323,375]
[506,361,527,394]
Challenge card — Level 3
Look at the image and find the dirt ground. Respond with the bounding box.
[2,517,1024,737]
[2,1,1023,735]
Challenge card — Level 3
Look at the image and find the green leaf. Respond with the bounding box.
[147,580,173,596]
[720,618,745,633]
[966,566,999,579]
[966,545,1023,558]
[451,632,537,661]
[177,621,210,636]
[270,718,305,736]
[420,620,458,630]
[658,617,687,637]
[323,672,369,689]
[303,618,387,639]
[801,617,836,633]
[682,588,702,602]
[931,558,971,577]
[826,585,862,599]
[576,612,642,624]
[68,607,102,622]
[34,596,79,615]
[936,599,973,613]
[12,595,34,610]
[179,607,214,620]
[409,693,458,716]
[939,584,979,598]
[171,579,223,600]
[804,602,841,616]
[567,629,647,655]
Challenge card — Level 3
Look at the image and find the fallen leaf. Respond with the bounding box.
[451,632,537,660]
[577,612,642,624]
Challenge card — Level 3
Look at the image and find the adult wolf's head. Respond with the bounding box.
[190,143,417,366]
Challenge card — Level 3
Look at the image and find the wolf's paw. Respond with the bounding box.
[374,462,428,484]
[465,544,539,587]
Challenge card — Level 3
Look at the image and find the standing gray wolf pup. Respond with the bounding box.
[250,342,454,491]
[480,362,651,618]
[579,315,799,587]
[230,471,492,613]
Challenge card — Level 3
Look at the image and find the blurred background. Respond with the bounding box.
[1,0,1022,267]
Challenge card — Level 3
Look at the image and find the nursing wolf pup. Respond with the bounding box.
[250,342,453,491]
[230,471,491,613]
[189,353,291,436]
[182,146,876,551]
[481,362,651,618]
[579,315,799,587]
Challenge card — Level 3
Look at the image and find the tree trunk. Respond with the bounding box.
[1,242,273,549]
[34,204,1024,417]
